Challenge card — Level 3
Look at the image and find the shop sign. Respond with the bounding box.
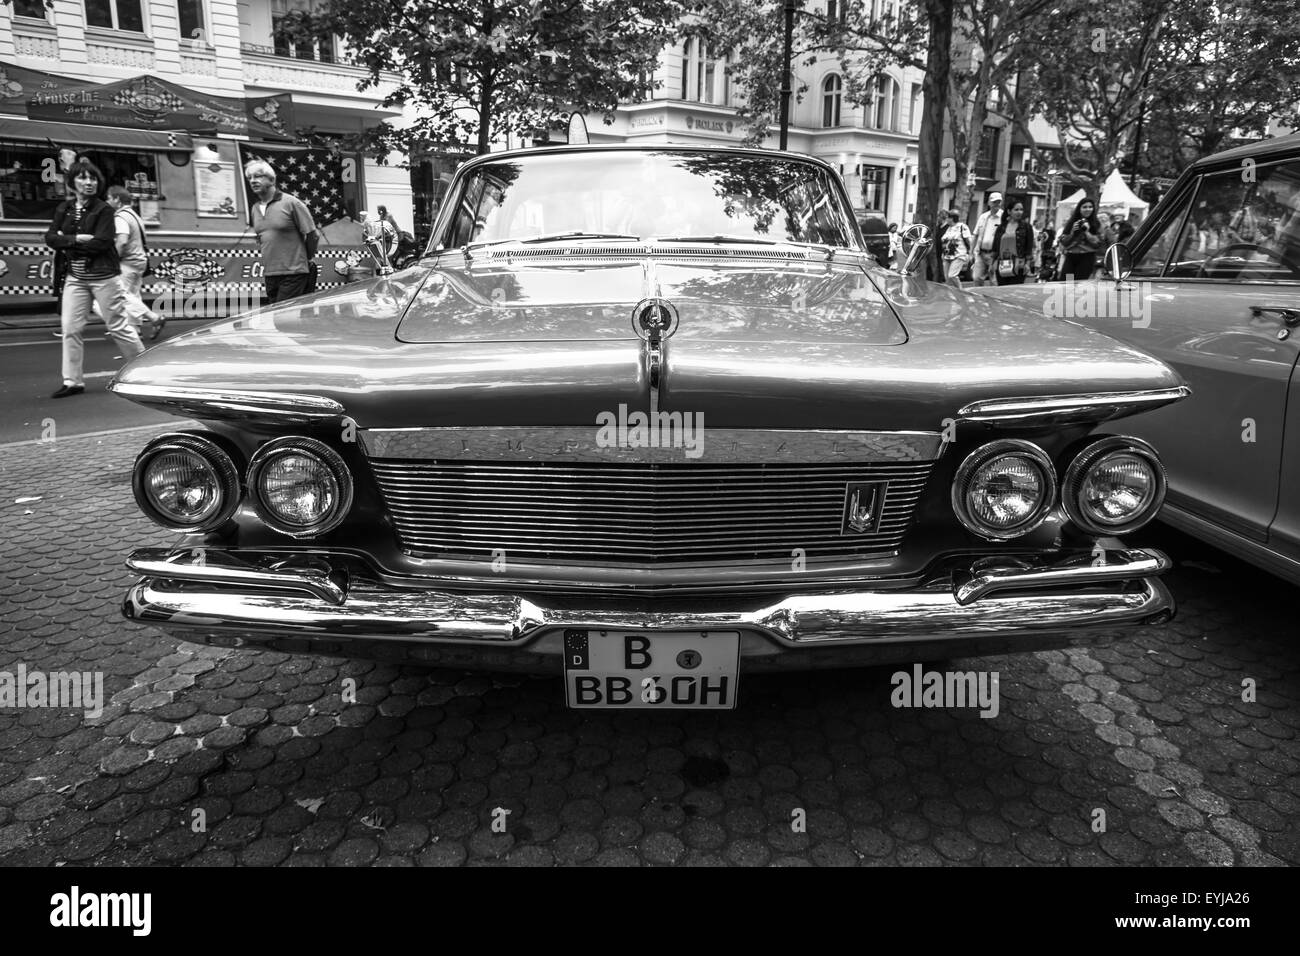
[684,115,735,134]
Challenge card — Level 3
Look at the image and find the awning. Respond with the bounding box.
[0,117,193,151]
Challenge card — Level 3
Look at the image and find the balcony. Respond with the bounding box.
[240,43,397,103]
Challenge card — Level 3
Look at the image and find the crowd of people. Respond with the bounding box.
[907,192,1140,290]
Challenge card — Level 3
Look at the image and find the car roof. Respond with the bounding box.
[1190,131,1300,169]
[456,142,841,176]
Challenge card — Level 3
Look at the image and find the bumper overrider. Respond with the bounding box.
[122,546,1175,673]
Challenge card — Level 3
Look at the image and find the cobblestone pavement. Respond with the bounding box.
[1,427,1297,867]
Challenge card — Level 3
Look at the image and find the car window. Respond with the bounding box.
[1160,160,1300,281]
[1130,189,1188,277]
[437,151,860,249]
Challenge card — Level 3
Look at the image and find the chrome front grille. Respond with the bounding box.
[368,460,935,564]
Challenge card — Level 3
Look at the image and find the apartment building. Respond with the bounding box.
[0,0,411,306]
[574,1,926,226]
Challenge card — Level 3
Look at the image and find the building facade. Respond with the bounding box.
[573,2,925,228]
[0,0,411,307]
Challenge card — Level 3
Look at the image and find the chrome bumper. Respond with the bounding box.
[122,547,1174,671]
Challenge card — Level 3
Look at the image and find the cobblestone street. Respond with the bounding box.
[1,427,1297,867]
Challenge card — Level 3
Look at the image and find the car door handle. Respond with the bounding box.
[1250,305,1300,326]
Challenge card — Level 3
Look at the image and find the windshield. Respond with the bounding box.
[436,150,861,251]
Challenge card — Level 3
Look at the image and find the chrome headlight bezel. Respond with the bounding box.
[951,439,1057,541]
[246,437,353,538]
[131,432,241,533]
[1062,436,1167,535]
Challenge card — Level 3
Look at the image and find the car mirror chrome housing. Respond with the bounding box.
[899,223,933,276]
[1106,242,1133,282]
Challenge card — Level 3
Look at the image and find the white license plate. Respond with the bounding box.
[562,629,740,710]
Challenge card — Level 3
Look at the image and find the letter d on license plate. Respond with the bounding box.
[563,630,740,710]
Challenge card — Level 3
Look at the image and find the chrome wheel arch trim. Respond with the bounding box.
[956,386,1191,426]
[108,381,346,422]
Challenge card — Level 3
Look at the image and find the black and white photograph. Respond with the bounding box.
[0,0,1295,923]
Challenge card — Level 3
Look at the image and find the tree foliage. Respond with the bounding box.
[314,0,687,155]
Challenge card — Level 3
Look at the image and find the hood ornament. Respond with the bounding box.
[361,211,397,276]
[631,297,679,392]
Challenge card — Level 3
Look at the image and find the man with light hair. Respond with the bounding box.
[244,158,320,303]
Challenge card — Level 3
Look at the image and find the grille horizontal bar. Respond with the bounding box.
[369,458,935,564]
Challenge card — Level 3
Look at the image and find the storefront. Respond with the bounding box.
[0,61,369,311]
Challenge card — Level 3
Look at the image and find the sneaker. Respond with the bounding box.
[148,315,167,341]
[50,384,84,398]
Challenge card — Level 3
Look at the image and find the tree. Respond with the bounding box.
[311,0,686,156]
[1140,0,1300,179]
[1001,0,1175,195]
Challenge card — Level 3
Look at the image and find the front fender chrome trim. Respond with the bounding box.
[957,386,1191,426]
[951,547,1171,605]
[108,382,346,422]
[127,547,348,605]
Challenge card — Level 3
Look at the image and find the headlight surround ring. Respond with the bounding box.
[131,432,241,533]
[951,439,1057,540]
[1062,436,1167,535]
[246,437,354,538]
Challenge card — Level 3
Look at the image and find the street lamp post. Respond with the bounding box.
[779,0,796,150]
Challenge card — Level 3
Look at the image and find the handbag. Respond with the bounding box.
[997,257,1021,277]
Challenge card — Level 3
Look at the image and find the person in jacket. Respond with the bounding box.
[1058,197,1103,280]
[990,200,1034,285]
[44,160,144,398]
[1036,215,1058,282]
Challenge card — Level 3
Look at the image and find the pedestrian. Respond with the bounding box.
[377,204,400,235]
[970,191,1005,286]
[991,200,1033,285]
[44,159,143,399]
[244,159,320,304]
[1037,216,1058,282]
[887,221,903,270]
[940,209,973,289]
[106,186,165,342]
[1058,197,1103,280]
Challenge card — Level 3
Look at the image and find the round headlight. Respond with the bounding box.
[132,433,240,532]
[952,440,1057,540]
[1063,437,1166,534]
[247,437,353,537]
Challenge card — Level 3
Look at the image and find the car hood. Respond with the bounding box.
[112,256,1184,431]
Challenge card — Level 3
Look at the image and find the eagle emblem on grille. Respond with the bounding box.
[842,481,886,534]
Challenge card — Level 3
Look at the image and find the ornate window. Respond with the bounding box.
[869,75,901,131]
[84,0,145,32]
[822,74,843,128]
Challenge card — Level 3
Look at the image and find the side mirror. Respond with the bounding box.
[1105,242,1132,282]
[899,223,933,276]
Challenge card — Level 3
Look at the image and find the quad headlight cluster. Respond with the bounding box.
[952,436,1166,540]
[132,433,353,537]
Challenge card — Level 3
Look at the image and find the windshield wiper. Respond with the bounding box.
[652,234,838,258]
[466,232,641,253]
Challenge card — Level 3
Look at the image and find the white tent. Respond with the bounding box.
[1056,169,1149,232]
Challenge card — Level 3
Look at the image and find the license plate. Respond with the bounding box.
[562,629,740,710]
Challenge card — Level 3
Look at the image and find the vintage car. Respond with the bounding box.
[111,144,1189,711]
[976,133,1300,586]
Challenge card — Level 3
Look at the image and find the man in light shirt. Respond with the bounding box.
[971,191,1005,286]
[106,187,165,341]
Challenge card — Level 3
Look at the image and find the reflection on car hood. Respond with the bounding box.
[396,256,907,344]
[112,255,1183,430]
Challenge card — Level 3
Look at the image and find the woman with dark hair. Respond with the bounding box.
[1058,197,1103,281]
[44,159,144,398]
[990,200,1034,284]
